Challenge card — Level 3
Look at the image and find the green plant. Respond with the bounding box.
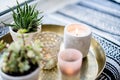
[0,40,6,50]
[2,1,43,33]
[1,39,43,76]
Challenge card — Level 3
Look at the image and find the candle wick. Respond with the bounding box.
[76,33,79,36]
[75,29,79,36]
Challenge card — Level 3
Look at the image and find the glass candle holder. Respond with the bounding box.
[33,32,62,69]
[58,49,83,80]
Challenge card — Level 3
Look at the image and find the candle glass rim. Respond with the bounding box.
[65,23,92,37]
[58,49,83,64]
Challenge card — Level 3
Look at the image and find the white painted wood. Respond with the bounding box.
[0,0,79,26]
[0,0,27,13]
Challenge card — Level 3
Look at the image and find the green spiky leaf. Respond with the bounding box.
[2,1,43,33]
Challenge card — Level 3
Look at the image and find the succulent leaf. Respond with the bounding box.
[2,1,43,33]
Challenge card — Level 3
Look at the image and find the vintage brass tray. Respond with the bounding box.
[0,24,106,80]
[39,24,106,80]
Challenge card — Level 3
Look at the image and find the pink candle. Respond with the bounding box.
[58,49,83,80]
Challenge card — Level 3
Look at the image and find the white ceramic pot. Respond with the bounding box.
[0,67,40,80]
[9,25,41,43]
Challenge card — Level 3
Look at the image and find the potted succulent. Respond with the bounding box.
[2,1,43,43]
[0,38,43,80]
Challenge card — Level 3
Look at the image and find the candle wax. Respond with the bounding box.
[67,24,89,37]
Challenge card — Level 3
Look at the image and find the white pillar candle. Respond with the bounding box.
[64,23,92,58]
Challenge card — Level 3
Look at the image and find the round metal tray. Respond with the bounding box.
[38,24,106,80]
[0,24,106,80]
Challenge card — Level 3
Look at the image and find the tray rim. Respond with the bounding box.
[90,37,106,79]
